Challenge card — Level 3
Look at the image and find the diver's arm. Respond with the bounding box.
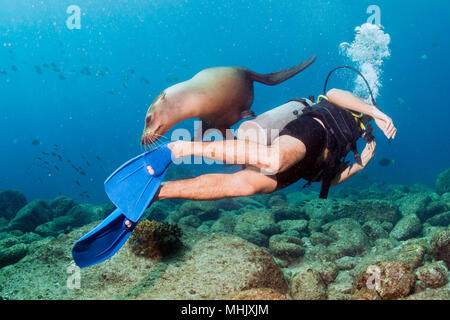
[326,88,397,139]
[169,136,305,174]
[330,140,376,186]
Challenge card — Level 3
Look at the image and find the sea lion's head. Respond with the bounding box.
[141,91,172,146]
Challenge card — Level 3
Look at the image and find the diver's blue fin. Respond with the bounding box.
[72,208,135,268]
[104,143,173,222]
[72,143,173,268]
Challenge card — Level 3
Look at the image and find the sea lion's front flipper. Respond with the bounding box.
[193,120,225,141]
[241,110,255,119]
[248,55,317,86]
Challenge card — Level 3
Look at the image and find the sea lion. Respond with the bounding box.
[141,55,316,146]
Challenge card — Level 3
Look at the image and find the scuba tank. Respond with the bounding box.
[237,98,313,145]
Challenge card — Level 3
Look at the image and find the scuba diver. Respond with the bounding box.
[72,66,397,268]
[159,87,395,201]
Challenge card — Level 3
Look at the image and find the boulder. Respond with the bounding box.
[362,220,389,241]
[49,196,77,217]
[323,218,369,259]
[415,261,448,290]
[271,205,307,222]
[309,232,333,246]
[354,261,415,300]
[404,284,450,300]
[267,194,288,208]
[178,215,202,228]
[0,190,27,221]
[356,200,401,224]
[277,219,308,236]
[289,267,327,300]
[395,193,431,217]
[137,235,287,299]
[175,201,220,222]
[8,200,52,232]
[436,168,450,195]
[426,211,450,227]
[210,212,236,234]
[0,237,28,268]
[431,228,450,268]
[269,235,305,265]
[66,204,102,228]
[234,210,280,247]
[389,214,422,241]
[335,256,362,271]
[327,271,354,300]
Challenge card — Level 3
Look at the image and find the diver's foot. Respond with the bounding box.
[125,220,131,228]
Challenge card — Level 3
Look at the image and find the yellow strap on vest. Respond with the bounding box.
[317,95,328,103]
[317,94,366,130]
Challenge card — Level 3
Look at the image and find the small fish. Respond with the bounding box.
[378,158,395,167]
[107,90,115,95]
[432,41,439,47]
[0,69,7,75]
[37,157,43,161]
[420,54,428,60]
[86,161,91,167]
[34,65,43,74]
[96,70,105,77]
[58,74,66,80]
[140,77,149,84]
[129,68,135,74]
[96,155,101,161]
[51,152,56,156]
[43,160,50,165]
[122,82,128,88]
[43,63,50,69]
[42,151,49,155]
[358,173,369,180]
[32,139,42,146]
[80,66,92,75]
[53,144,59,149]
[166,76,179,83]
[54,165,60,171]
[79,170,87,176]
[75,180,81,186]
[396,97,404,104]
[57,155,63,162]
[11,65,18,72]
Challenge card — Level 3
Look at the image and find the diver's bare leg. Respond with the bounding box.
[156,169,277,201]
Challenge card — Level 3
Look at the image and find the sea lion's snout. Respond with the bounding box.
[141,108,166,146]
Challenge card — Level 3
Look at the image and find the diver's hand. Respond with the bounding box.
[372,107,397,139]
[360,140,376,168]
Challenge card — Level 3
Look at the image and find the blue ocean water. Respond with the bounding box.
[0,0,449,204]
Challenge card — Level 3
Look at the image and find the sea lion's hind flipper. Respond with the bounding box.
[249,55,316,86]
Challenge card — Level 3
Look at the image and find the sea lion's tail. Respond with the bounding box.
[248,55,316,85]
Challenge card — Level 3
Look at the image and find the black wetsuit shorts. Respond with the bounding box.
[275,115,326,190]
